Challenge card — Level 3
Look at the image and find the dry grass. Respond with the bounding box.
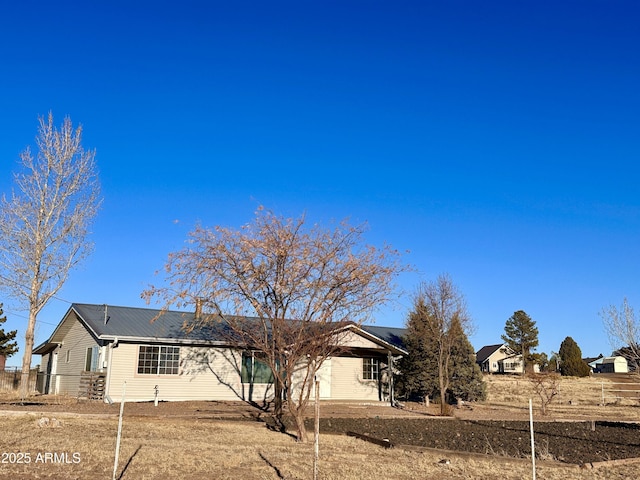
[0,412,637,479]
[482,373,640,420]
[1,374,640,479]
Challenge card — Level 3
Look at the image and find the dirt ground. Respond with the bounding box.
[301,417,640,465]
[1,395,640,466]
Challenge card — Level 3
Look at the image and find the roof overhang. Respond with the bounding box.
[99,335,231,347]
[344,324,408,356]
[33,341,61,355]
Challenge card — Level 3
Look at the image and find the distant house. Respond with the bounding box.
[475,343,524,374]
[584,355,604,373]
[594,356,628,374]
[34,303,407,404]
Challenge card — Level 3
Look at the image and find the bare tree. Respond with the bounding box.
[600,298,640,372]
[409,274,472,415]
[143,207,406,441]
[527,372,560,416]
[0,114,101,397]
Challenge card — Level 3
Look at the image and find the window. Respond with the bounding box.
[241,352,274,384]
[363,358,380,381]
[137,346,180,375]
[85,346,99,372]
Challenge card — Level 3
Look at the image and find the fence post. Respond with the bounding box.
[529,398,536,480]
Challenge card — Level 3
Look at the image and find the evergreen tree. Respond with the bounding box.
[501,310,539,373]
[448,319,487,401]
[397,303,439,401]
[397,279,486,404]
[0,303,18,358]
[558,336,590,377]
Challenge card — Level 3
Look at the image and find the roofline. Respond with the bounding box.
[348,325,408,355]
[36,303,407,353]
[99,335,231,347]
[33,305,80,348]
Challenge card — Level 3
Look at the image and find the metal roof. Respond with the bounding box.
[36,303,407,353]
[360,325,407,352]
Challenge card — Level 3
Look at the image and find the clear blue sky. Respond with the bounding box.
[1,1,639,366]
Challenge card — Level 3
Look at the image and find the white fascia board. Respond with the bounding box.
[98,335,230,347]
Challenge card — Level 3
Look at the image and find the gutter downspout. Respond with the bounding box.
[388,350,394,407]
[104,338,117,404]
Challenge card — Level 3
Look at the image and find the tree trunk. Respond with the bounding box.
[271,375,285,432]
[19,309,37,399]
[292,406,308,443]
[438,358,447,415]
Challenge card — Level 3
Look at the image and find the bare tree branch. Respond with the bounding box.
[143,207,407,441]
[600,298,640,372]
[0,113,101,397]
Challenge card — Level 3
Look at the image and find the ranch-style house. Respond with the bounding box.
[34,303,407,404]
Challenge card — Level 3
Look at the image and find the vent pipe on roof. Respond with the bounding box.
[104,304,109,325]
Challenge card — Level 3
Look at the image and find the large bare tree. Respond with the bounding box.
[408,274,471,415]
[0,114,101,397]
[600,298,640,372]
[144,207,406,441]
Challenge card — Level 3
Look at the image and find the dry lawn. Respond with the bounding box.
[0,374,639,479]
[481,373,640,421]
[0,414,636,480]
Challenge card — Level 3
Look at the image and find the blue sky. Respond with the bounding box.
[1,1,639,366]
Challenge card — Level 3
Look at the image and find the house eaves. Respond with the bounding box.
[349,325,408,356]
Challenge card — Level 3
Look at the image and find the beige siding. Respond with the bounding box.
[54,317,100,395]
[290,358,332,400]
[337,331,383,350]
[330,356,380,401]
[106,344,273,403]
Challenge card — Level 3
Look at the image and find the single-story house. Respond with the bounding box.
[34,303,407,404]
[475,343,523,374]
[589,356,628,374]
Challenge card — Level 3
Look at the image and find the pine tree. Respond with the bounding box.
[448,319,487,401]
[397,278,485,405]
[397,302,439,401]
[0,303,18,358]
[558,336,590,377]
[501,310,539,373]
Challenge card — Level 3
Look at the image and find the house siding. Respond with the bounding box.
[106,343,261,402]
[290,358,332,400]
[330,356,380,401]
[53,317,100,395]
[338,331,383,350]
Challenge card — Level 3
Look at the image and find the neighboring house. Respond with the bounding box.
[475,343,523,374]
[591,356,628,374]
[34,303,407,404]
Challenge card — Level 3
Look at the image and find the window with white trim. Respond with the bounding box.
[137,346,180,375]
[362,357,380,381]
